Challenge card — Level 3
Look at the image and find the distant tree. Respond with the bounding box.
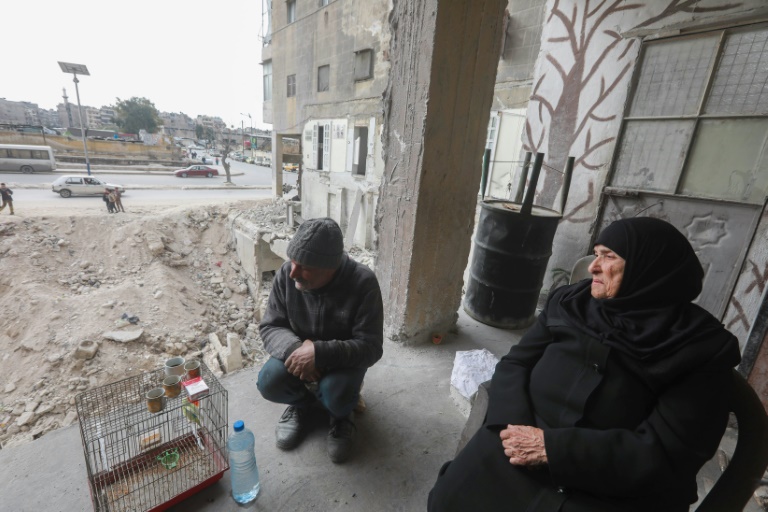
[203,127,215,146]
[113,97,162,134]
[195,124,204,140]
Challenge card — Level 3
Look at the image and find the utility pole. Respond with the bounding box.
[58,61,92,175]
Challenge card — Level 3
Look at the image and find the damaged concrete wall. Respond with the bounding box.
[376,0,508,345]
[265,0,390,134]
[492,0,548,111]
[265,0,390,249]
[300,115,383,248]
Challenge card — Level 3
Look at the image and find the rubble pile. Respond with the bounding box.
[0,200,276,449]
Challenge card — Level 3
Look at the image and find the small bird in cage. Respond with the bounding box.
[181,398,202,426]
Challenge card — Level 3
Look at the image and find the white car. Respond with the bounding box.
[52,175,126,198]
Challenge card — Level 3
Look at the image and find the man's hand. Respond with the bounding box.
[500,425,548,466]
[285,339,320,381]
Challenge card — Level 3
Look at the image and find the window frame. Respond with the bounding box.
[353,49,374,82]
[287,0,296,24]
[607,24,768,205]
[262,61,273,102]
[318,64,330,92]
[287,74,296,97]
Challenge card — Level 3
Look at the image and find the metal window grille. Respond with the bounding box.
[76,362,228,512]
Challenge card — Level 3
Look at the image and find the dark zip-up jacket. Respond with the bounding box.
[260,254,383,370]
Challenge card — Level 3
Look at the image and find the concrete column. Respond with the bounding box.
[272,133,284,197]
[375,0,507,345]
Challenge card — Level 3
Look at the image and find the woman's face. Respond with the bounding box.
[588,244,625,299]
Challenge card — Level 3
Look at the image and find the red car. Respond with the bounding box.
[174,165,219,178]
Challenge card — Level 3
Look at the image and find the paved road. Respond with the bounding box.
[0,160,300,213]
[0,159,297,188]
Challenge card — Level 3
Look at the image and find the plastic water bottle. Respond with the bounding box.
[228,420,260,503]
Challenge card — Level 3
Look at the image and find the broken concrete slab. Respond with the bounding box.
[146,232,165,255]
[15,412,35,427]
[61,410,78,427]
[102,330,144,343]
[74,340,99,360]
[208,332,243,373]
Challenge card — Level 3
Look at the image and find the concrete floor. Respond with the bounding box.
[0,309,521,512]
[1,307,759,512]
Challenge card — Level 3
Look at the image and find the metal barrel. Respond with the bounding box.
[463,199,562,329]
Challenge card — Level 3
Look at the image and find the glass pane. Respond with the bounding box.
[680,118,768,203]
[706,28,768,115]
[612,120,695,192]
[629,36,719,117]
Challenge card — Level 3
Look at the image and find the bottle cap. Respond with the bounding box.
[234,420,244,432]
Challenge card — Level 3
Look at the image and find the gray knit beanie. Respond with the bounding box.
[287,217,344,268]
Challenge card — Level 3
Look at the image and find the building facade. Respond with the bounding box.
[262,0,391,248]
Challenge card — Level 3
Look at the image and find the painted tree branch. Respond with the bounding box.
[575,137,614,168]
[572,62,632,147]
[582,35,623,87]
[546,54,568,83]
[549,0,580,55]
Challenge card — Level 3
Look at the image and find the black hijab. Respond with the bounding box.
[558,217,731,361]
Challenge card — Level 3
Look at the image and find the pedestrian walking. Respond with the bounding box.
[215,157,219,165]
[0,183,14,215]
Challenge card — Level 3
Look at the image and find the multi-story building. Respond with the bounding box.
[262,0,391,248]
[37,108,60,128]
[160,112,197,139]
[0,98,41,126]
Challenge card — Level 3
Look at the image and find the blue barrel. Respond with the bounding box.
[463,200,561,329]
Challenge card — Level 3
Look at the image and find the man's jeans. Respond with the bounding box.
[257,357,366,419]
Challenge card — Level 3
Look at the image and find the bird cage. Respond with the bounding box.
[75,361,228,512]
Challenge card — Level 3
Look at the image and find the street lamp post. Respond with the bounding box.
[58,61,92,176]
[240,113,252,157]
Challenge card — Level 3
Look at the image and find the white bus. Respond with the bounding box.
[0,144,56,173]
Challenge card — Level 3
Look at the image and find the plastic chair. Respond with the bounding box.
[694,369,768,512]
[569,255,595,284]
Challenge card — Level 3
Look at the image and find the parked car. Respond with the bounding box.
[283,163,299,172]
[174,165,219,178]
[52,175,126,198]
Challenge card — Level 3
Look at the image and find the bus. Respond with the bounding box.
[0,144,56,173]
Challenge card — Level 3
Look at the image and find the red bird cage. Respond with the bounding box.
[75,361,228,512]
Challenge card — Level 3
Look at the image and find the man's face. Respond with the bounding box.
[289,260,336,291]
[588,244,625,299]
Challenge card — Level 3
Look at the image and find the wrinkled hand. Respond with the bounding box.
[500,425,548,466]
[285,339,321,381]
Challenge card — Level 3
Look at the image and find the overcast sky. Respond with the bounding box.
[2,0,269,129]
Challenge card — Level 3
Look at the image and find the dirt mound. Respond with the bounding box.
[0,199,283,449]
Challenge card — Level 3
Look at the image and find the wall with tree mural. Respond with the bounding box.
[525,0,768,344]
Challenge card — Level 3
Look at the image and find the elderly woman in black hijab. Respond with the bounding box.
[428,217,741,512]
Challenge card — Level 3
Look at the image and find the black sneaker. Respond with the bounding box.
[275,405,309,450]
[327,414,356,463]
